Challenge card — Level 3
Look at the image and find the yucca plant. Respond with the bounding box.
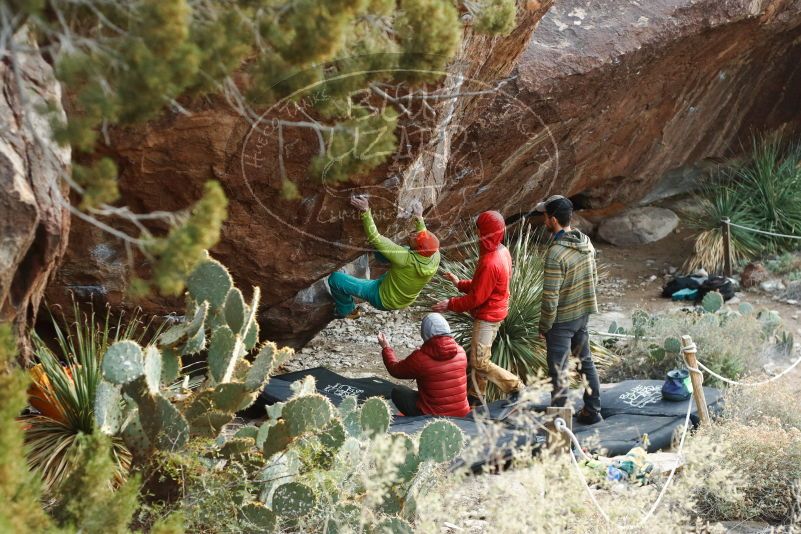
[684,181,762,273]
[686,135,801,273]
[426,222,618,400]
[23,300,164,492]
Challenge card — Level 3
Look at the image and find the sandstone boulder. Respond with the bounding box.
[598,207,679,246]
[0,29,70,360]
[44,0,801,348]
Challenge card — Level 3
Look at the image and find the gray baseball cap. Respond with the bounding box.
[533,195,572,214]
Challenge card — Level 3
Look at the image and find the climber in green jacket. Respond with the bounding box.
[328,195,441,318]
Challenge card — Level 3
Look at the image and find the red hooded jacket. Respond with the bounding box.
[447,211,513,323]
[382,336,469,417]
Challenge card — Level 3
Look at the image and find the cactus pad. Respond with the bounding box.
[188,409,233,438]
[371,517,413,534]
[283,394,333,437]
[262,420,293,458]
[102,340,144,385]
[608,321,618,334]
[94,380,122,435]
[243,319,259,351]
[208,326,240,384]
[160,347,182,383]
[391,433,420,482]
[121,412,151,459]
[234,426,259,440]
[224,287,247,333]
[143,345,163,393]
[360,397,391,437]
[212,382,255,412]
[186,257,233,310]
[419,420,463,463]
[319,419,346,451]
[139,394,190,451]
[219,437,254,458]
[240,503,276,532]
[739,302,754,316]
[246,342,276,391]
[181,324,206,356]
[158,323,190,347]
[663,337,682,354]
[272,482,316,518]
[702,291,724,313]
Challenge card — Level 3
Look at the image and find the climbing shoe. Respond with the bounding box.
[576,407,603,425]
[337,307,363,320]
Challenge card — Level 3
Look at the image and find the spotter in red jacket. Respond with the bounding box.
[447,211,512,323]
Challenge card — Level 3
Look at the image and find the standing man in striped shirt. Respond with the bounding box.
[535,195,602,425]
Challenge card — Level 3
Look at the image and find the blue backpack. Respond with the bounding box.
[661,369,693,401]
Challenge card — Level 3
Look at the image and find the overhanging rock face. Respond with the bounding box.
[46,0,801,348]
[442,0,801,216]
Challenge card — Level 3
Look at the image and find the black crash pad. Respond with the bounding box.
[262,367,396,406]
[574,413,688,456]
[247,368,720,470]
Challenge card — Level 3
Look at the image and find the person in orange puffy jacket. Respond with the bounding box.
[433,211,524,400]
[377,313,470,417]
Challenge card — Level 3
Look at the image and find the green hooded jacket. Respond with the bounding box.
[539,229,599,333]
[361,210,440,310]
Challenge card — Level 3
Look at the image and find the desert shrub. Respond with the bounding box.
[603,306,788,388]
[0,323,54,533]
[23,301,163,491]
[427,223,618,400]
[686,135,801,273]
[691,418,801,523]
[415,407,744,533]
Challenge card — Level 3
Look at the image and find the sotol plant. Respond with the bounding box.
[95,253,292,460]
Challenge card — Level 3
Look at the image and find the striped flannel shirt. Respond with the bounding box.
[539,229,599,333]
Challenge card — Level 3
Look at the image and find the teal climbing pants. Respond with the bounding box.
[328,272,386,317]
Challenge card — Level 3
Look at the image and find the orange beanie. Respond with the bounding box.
[414,230,439,257]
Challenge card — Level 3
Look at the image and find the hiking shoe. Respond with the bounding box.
[336,307,363,320]
[576,407,603,425]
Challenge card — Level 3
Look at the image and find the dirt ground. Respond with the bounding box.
[286,220,801,383]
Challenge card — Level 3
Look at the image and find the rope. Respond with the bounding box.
[588,330,657,341]
[687,355,801,387]
[555,396,694,530]
[726,221,801,240]
[555,339,800,529]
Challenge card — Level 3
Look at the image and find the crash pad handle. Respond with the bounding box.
[681,335,710,425]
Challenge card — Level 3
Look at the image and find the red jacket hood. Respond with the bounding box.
[477,211,505,254]
[421,335,460,361]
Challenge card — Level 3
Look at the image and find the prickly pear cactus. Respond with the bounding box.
[360,397,391,437]
[702,291,724,313]
[94,253,292,463]
[418,420,463,463]
[663,337,682,354]
[272,482,317,518]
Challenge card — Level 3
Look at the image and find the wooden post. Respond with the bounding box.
[681,335,710,425]
[545,406,574,453]
[721,217,733,278]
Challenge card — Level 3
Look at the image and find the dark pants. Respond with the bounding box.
[545,314,601,414]
[391,385,424,417]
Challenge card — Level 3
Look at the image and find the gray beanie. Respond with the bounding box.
[420,313,452,342]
